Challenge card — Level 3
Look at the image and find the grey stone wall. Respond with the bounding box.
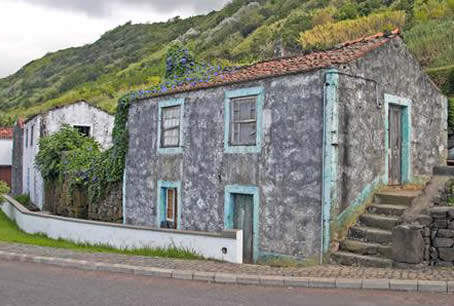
[336,37,447,214]
[11,123,23,195]
[125,72,324,259]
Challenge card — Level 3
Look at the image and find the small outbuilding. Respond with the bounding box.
[123,31,447,263]
[18,101,114,209]
[0,127,13,188]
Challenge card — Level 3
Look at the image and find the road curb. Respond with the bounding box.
[0,250,450,293]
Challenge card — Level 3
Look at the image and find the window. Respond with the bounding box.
[30,125,34,146]
[224,87,264,153]
[157,99,184,154]
[157,181,181,229]
[230,96,257,146]
[25,128,28,148]
[161,106,180,147]
[74,125,91,137]
[165,188,177,222]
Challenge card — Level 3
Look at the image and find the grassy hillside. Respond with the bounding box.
[0,0,453,126]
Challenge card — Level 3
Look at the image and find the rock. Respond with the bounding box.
[428,207,451,218]
[437,229,454,238]
[431,230,438,240]
[433,238,454,248]
[435,259,453,267]
[430,247,438,260]
[415,215,432,226]
[424,227,431,237]
[449,210,454,219]
[438,248,454,261]
[424,245,430,261]
[392,225,425,264]
[424,237,431,244]
[433,218,448,229]
[433,196,441,205]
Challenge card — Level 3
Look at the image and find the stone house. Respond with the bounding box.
[18,101,114,209]
[0,127,13,188]
[123,30,447,263]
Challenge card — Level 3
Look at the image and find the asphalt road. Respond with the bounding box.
[0,260,452,306]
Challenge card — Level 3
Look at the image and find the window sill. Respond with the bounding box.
[158,147,183,154]
[224,144,261,154]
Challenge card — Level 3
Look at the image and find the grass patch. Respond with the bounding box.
[0,210,201,260]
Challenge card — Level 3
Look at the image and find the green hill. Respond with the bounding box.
[0,0,453,126]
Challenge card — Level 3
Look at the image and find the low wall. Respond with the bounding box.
[1,195,242,264]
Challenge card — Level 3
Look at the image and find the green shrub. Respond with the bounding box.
[35,125,101,186]
[0,181,10,195]
[426,65,454,96]
[449,98,454,134]
[298,10,406,50]
[14,194,31,206]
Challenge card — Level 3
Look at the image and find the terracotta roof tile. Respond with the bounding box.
[0,128,13,139]
[139,29,400,100]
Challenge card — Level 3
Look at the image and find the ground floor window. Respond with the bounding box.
[157,181,181,229]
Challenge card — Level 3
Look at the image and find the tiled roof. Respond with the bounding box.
[141,29,400,100]
[0,127,13,139]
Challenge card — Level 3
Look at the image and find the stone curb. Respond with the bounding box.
[0,250,450,293]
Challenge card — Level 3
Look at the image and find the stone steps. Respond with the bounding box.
[332,189,421,267]
[374,191,419,206]
[367,203,407,217]
[359,213,400,231]
[340,239,392,259]
[331,251,393,268]
[349,225,392,244]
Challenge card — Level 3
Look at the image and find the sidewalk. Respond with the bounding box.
[1,241,453,292]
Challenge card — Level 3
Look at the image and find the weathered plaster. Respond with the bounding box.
[125,72,324,260]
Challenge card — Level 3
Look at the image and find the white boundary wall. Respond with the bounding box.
[1,195,243,264]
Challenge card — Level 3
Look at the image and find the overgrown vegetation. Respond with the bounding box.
[0,181,9,195]
[298,11,406,50]
[35,126,101,192]
[0,0,453,121]
[0,211,201,259]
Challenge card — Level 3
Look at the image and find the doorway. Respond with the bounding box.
[385,94,412,185]
[233,194,254,263]
[389,105,402,185]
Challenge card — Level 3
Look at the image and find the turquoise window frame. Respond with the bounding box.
[224,185,260,262]
[156,180,182,229]
[224,87,264,153]
[384,93,412,184]
[157,98,184,154]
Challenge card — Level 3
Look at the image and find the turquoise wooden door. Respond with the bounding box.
[233,194,254,263]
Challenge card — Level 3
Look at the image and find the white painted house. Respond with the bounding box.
[0,128,13,187]
[22,101,114,209]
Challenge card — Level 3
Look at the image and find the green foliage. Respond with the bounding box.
[449,98,454,134]
[165,41,197,79]
[0,181,9,195]
[0,211,201,259]
[35,125,101,186]
[299,11,406,50]
[412,0,454,23]
[404,19,454,67]
[14,194,31,206]
[335,1,360,20]
[0,113,15,127]
[426,65,454,96]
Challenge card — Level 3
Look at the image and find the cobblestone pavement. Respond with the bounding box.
[1,242,453,281]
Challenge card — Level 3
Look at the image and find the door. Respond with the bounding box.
[389,105,402,185]
[233,194,254,263]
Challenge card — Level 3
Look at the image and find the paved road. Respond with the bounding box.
[0,260,451,306]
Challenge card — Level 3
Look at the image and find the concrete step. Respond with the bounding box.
[374,191,419,206]
[359,213,399,231]
[349,225,392,244]
[340,239,392,259]
[367,203,407,216]
[331,251,393,268]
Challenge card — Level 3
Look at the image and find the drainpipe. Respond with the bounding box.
[320,69,339,264]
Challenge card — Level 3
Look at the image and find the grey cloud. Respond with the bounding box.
[20,0,230,17]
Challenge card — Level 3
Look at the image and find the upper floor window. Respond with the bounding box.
[158,99,184,154]
[161,106,181,147]
[74,125,91,137]
[230,96,257,146]
[224,87,264,154]
[30,125,34,146]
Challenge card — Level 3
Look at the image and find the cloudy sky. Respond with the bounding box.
[0,0,230,78]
